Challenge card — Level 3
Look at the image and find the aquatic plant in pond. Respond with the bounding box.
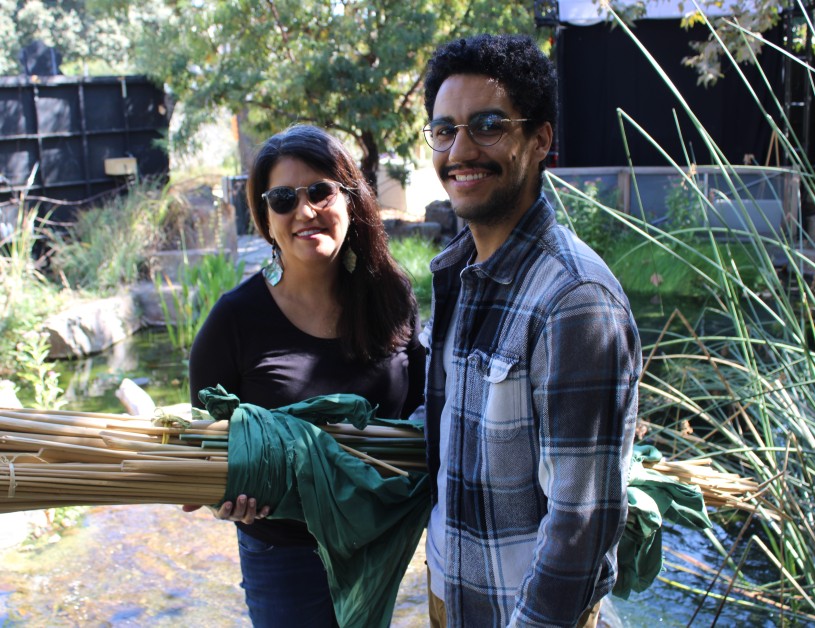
[155,251,246,354]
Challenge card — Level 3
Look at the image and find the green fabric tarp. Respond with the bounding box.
[199,386,717,617]
[199,386,431,628]
[613,444,714,599]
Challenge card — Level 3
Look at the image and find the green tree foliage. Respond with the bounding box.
[1,0,144,75]
[109,0,541,185]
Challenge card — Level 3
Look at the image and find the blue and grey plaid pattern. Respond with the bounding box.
[423,199,641,627]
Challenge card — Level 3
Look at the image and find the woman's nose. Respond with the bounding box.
[293,194,318,219]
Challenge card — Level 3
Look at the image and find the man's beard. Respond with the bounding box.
[450,169,530,227]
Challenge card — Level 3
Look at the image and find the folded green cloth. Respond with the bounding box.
[614,444,713,598]
[198,387,715,612]
[200,385,430,628]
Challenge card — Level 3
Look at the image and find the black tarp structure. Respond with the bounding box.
[0,75,169,222]
[554,10,786,168]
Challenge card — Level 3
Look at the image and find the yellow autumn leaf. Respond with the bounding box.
[680,10,707,29]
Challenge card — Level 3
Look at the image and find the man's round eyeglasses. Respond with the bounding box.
[422,113,531,152]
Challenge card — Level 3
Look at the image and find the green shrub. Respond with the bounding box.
[389,234,440,322]
[50,178,182,292]
[156,252,246,354]
[13,329,65,410]
[545,177,622,259]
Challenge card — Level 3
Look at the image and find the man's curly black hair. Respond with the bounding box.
[424,33,557,133]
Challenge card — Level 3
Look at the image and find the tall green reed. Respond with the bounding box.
[546,5,815,620]
[155,251,245,354]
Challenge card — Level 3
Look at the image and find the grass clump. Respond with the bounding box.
[389,234,440,322]
[48,178,185,292]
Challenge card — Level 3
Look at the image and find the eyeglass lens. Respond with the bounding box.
[424,113,506,151]
[265,181,339,214]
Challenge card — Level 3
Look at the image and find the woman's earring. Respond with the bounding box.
[343,247,357,274]
[262,241,283,286]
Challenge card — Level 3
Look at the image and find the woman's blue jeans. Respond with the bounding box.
[237,528,339,627]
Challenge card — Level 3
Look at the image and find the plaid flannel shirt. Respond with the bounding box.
[423,198,641,627]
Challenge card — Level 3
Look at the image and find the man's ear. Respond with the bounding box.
[534,121,554,163]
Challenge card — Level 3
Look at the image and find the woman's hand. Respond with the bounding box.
[181,496,271,524]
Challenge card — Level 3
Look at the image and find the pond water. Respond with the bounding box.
[2,324,797,626]
[50,327,191,412]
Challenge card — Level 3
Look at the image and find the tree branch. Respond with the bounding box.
[264,0,296,63]
[397,69,427,116]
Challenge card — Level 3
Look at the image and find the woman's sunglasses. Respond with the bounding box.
[261,180,344,215]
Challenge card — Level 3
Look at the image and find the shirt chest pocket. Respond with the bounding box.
[465,350,526,441]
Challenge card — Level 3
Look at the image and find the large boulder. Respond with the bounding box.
[424,199,460,240]
[44,295,142,359]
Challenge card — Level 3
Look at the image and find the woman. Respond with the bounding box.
[186,125,425,627]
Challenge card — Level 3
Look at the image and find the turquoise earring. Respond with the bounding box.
[343,247,357,273]
[262,240,283,286]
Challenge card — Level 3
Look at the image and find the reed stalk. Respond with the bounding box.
[540,4,815,618]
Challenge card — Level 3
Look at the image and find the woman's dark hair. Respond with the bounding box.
[424,33,558,132]
[246,124,416,362]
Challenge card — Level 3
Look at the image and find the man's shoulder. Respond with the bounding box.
[509,224,631,322]
[538,222,621,287]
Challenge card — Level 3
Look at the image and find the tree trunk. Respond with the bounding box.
[359,131,379,195]
[235,109,255,174]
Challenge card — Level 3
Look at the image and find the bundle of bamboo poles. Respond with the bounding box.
[644,457,761,513]
[0,406,427,514]
[1,405,758,516]
[0,407,229,513]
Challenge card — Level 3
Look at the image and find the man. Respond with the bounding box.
[420,34,641,627]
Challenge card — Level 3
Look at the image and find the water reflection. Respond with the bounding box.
[1,505,250,627]
[52,327,190,413]
[0,509,783,628]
